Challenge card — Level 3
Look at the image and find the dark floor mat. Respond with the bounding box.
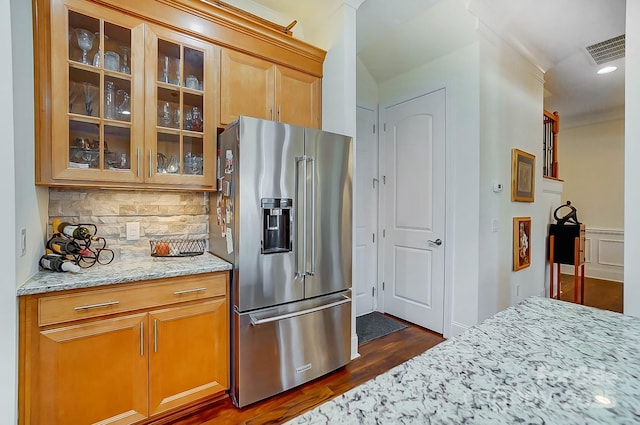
[356,312,407,344]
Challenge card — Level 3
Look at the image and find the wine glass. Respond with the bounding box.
[68,81,78,113]
[120,46,130,74]
[82,82,98,116]
[75,29,95,65]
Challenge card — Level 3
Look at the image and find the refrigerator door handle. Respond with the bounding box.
[295,156,307,277]
[308,157,316,276]
[249,295,351,326]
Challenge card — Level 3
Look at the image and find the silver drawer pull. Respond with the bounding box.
[74,301,120,310]
[173,287,207,295]
[250,296,351,326]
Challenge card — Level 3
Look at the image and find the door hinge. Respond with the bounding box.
[383,176,386,184]
[373,233,375,243]
[382,281,385,291]
[372,287,375,297]
[383,123,386,131]
[373,124,376,134]
[383,229,386,238]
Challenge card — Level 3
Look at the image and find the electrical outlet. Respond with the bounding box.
[126,222,140,241]
[20,228,26,257]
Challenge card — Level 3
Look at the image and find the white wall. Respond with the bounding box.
[625,0,640,316]
[477,28,549,321]
[1,0,17,421]
[377,43,481,337]
[356,56,378,107]
[559,119,624,229]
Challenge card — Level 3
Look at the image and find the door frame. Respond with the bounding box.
[377,85,454,338]
[355,102,380,315]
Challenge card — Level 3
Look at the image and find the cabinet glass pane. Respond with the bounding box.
[69,120,100,169]
[183,47,204,90]
[183,137,203,175]
[183,93,203,133]
[104,125,131,170]
[157,133,180,174]
[69,69,100,117]
[68,11,99,65]
[158,40,181,85]
[157,87,180,129]
[104,22,131,74]
[104,77,131,122]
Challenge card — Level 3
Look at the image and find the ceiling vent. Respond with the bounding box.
[586,34,625,65]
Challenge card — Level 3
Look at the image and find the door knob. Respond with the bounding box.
[428,238,442,246]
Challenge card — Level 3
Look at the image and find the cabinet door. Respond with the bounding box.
[220,49,275,125]
[144,25,217,187]
[148,298,229,415]
[50,0,145,183]
[37,313,148,425]
[275,66,322,129]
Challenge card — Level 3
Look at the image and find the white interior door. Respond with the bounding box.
[355,106,378,316]
[382,89,446,333]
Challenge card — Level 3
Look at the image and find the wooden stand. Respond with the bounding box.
[549,225,586,304]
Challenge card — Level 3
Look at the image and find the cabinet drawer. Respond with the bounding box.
[38,273,227,327]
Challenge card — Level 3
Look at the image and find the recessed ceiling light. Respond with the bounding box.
[597,66,618,74]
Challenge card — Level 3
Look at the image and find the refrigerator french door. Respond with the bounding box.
[210,116,353,407]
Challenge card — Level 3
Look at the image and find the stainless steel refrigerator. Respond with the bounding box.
[209,116,352,408]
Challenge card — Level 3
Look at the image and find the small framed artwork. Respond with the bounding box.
[511,149,536,202]
[513,216,531,271]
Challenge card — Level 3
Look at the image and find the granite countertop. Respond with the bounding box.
[287,297,640,424]
[17,252,232,296]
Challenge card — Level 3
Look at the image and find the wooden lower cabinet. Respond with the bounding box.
[38,313,149,425]
[149,299,228,415]
[19,272,229,425]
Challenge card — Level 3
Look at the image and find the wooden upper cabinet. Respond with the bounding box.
[220,48,322,129]
[34,0,326,188]
[220,49,275,125]
[275,66,322,129]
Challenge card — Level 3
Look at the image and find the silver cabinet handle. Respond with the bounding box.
[250,296,350,326]
[149,148,153,178]
[153,319,158,353]
[136,147,141,177]
[428,238,443,246]
[74,300,119,310]
[140,322,144,356]
[173,287,207,295]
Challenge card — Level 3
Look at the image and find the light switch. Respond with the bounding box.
[126,222,140,241]
[492,219,499,233]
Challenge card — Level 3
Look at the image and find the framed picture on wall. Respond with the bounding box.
[511,149,536,202]
[513,216,531,271]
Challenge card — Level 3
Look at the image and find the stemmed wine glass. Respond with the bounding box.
[82,82,98,116]
[75,29,95,65]
[120,46,130,74]
[68,81,78,113]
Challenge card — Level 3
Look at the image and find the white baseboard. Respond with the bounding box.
[351,335,360,360]
[448,321,469,338]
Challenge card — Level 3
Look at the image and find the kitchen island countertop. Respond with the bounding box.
[17,252,232,296]
[287,296,640,424]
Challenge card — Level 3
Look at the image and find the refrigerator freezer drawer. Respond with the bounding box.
[233,292,351,407]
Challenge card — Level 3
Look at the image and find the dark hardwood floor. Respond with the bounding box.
[558,274,623,313]
[166,319,444,425]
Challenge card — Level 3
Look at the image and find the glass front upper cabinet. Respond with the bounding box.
[146,26,215,186]
[52,3,144,182]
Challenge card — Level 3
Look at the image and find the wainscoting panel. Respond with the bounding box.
[561,228,623,282]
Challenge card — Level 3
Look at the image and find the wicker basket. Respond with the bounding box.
[150,239,206,257]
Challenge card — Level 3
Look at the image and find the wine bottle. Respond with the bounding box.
[46,235,83,255]
[58,222,92,240]
[39,254,80,273]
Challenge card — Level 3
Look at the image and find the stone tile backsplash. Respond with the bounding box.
[49,188,209,259]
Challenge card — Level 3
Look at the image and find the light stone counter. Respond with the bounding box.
[17,252,232,296]
[287,297,640,425]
